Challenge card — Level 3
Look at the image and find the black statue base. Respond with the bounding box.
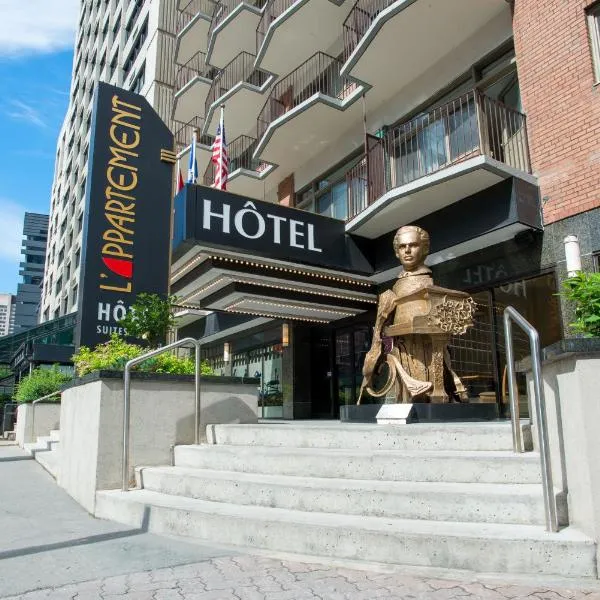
[340,402,499,423]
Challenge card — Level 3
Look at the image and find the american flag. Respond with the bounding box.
[211,106,228,190]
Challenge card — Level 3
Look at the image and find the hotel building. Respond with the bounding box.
[40,0,179,323]
[171,0,600,419]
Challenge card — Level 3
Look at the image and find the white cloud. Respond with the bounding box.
[7,99,47,128]
[0,199,25,263]
[0,0,79,56]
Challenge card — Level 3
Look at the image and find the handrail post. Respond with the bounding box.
[194,340,201,444]
[121,337,202,492]
[503,306,559,532]
[503,315,523,453]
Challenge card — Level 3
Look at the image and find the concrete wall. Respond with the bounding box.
[58,375,258,513]
[524,348,600,565]
[15,403,61,447]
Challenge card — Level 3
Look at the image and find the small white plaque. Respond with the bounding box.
[376,404,414,425]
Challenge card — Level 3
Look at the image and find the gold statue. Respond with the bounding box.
[360,226,474,404]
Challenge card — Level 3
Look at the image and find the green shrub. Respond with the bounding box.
[14,367,72,404]
[72,335,142,376]
[72,334,214,377]
[119,293,177,347]
[561,272,600,337]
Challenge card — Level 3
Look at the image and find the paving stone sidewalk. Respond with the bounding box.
[4,554,600,600]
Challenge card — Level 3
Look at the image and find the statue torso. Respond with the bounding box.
[391,267,433,327]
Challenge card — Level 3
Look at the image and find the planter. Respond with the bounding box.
[519,338,600,552]
[261,405,283,419]
[58,371,259,513]
[15,402,61,447]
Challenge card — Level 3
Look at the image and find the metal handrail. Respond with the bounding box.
[121,337,201,492]
[503,306,558,532]
[31,391,62,443]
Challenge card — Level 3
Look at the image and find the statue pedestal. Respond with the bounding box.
[375,404,414,425]
[340,402,499,423]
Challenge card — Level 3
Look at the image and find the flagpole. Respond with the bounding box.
[220,105,225,190]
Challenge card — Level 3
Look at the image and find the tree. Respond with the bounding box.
[119,293,177,347]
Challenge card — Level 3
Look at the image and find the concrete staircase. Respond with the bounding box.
[95,422,598,578]
[23,429,61,479]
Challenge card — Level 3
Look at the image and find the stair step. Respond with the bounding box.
[23,439,51,454]
[36,449,60,479]
[208,422,516,451]
[95,489,596,578]
[174,445,542,484]
[138,465,550,525]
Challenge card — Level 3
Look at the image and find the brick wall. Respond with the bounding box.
[513,0,600,224]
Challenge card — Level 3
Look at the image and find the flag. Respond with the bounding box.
[211,106,228,190]
[187,132,198,184]
[176,158,185,192]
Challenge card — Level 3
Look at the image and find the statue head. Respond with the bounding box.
[393,226,430,272]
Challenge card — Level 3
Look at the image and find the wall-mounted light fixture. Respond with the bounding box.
[564,235,582,277]
[223,342,231,363]
[282,323,290,348]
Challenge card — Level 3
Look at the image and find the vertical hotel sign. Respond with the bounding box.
[75,82,174,348]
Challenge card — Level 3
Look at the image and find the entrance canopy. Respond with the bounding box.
[171,180,541,324]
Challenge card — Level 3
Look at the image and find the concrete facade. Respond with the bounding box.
[523,344,600,567]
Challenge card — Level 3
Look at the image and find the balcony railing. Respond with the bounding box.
[256,0,297,51]
[175,51,216,90]
[210,0,267,33]
[345,90,531,220]
[205,52,270,115]
[343,0,392,64]
[256,52,358,141]
[174,117,215,153]
[203,135,270,184]
[177,0,217,35]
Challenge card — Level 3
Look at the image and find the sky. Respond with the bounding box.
[0,0,80,293]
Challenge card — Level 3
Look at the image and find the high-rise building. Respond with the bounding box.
[0,294,15,337]
[13,213,49,333]
[40,0,179,323]
[170,0,600,418]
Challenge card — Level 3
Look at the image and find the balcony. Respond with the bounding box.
[174,117,215,179]
[172,52,217,123]
[176,0,216,65]
[207,0,267,68]
[341,0,510,109]
[255,0,353,74]
[203,52,274,141]
[202,135,275,199]
[254,52,368,175]
[345,90,535,238]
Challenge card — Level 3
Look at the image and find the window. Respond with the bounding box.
[130,62,145,93]
[112,14,121,37]
[296,153,366,221]
[123,17,148,75]
[125,0,143,35]
[588,4,600,82]
[109,53,118,78]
